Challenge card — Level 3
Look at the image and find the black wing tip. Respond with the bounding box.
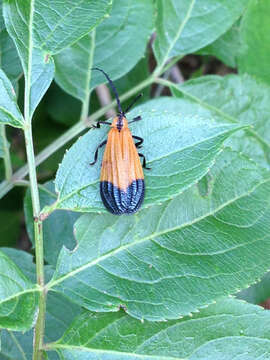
[100,180,145,215]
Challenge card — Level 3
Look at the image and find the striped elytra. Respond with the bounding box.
[99,117,145,215]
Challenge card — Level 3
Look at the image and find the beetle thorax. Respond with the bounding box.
[111,115,128,132]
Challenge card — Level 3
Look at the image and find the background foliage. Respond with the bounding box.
[0,0,270,359]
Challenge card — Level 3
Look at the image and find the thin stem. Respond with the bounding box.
[153,55,183,78]
[22,7,46,351]
[24,123,45,360]
[0,124,12,180]
[33,289,47,360]
[24,124,44,284]
[0,76,155,200]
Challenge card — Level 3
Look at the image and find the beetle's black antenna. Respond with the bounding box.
[91,67,123,115]
[125,93,143,114]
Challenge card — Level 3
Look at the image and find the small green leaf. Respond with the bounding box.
[53,100,244,213]
[3,0,112,118]
[49,298,270,359]
[24,181,80,266]
[54,0,154,101]
[49,148,270,321]
[0,250,38,331]
[0,68,24,127]
[170,74,270,167]
[238,0,270,85]
[153,0,247,68]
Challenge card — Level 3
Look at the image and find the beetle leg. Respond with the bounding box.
[138,153,151,170]
[90,140,107,165]
[92,121,111,129]
[133,135,144,148]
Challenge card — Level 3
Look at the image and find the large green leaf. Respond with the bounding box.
[24,181,80,266]
[238,0,270,85]
[3,0,112,118]
[48,298,270,359]
[0,68,24,127]
[50,100,244,213]
[153,0,247,68]
[54,0,154,102]
[170,74,270,167]
[48,148,270,321]
[0,250,38,331]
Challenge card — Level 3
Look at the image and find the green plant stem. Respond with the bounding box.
[80,30,96,122]
[153,55,183,78]
[24,123,45,360]
[0,124,12,180]
[0,76,155,200]
[33,288,47,360]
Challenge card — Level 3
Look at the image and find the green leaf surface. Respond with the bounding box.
[0,293,80,360]
[24,181,79,266]
[238,0,270,85]
[54,0,154,101]
[153,0,247,68]
[3,0,112,118]
[0,68,24,127]
[0,248,81,360]
[48,148,270,321]
[0,29,22,83]
[0,250,38,331]
[170,74,270,167]
[53,100,243,213]
[1,247,43,283]
[198,21,242,68]
[237,271,270,306]
[50,298,270,359]
[3,1,54,119]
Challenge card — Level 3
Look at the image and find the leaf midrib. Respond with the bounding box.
[158,0,196,68]
[0,287,39,307]
[48,175,270,289]
[56,123,241,207]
